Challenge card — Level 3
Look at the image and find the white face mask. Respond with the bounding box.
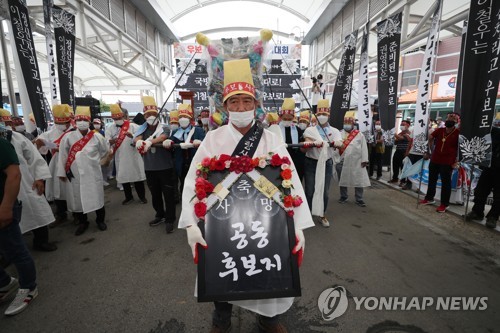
[146,116,158,126]
[76,121,89,131]
[343,124,353,131]
[56,124,68,131]
[115,119,124,126]
[94,124,101,130]
[170,124,179,131]
[281,120,292,127]
[317,115,329,125]
[201,118,209,125]
[298,123,308,131]
[179,117,191,128]
[400,125,407,131]
[229,109,254,128]
[14,125,26,132]
[375,125,381,130]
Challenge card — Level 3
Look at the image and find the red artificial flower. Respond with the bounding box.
[194,202,207,218]
[201,157,211,168]
[281,156,291,165]
[280,169,292,180]
[219,154,231,164]
[251,158,260,168]
[204,181,214,193]
[214,159,225,171]
[287,210,295,217]
[270,154,282,167]
[292,196,303,207]
[283,195,294,208]
[195,187,206,200]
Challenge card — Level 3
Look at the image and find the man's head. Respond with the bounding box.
[298,110,310,131]
[343,117,354,132]
[445,112,460,128]
[400,120,410,130]
[279,98,296,126]
[110,104,125,125]
[75,106,91,131]
[52,104,73,130]
[178,104,193,129]
[92,118,102,130]
[0,109,12,129]
[142,96,159,126]
[200,109,210,125]
[374,120,382,130]
[316,99,330,126]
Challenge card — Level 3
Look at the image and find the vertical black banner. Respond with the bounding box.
[8,0,47,130]
[53,6,75,108]
[377,12,402,133]
[330,31,358,130]
[459,0,500,167]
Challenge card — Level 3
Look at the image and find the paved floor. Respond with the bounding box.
[0,176,499,333]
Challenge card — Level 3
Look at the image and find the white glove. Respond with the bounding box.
[187,224,208,264]
[292,228,305,267]
[193,139,202,148]
[143,140,152,152]
[135,140,145,150]
[179,142,193,149]
[313,140,324,148]
[162,139,173,149]
[334,140,343,148]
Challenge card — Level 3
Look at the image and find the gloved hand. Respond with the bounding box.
[180,142,192,149]
[135,140,145,150]
[334,140,343,148]
[144,140,152,151]
[192,139,202,148]
[162,139,173,149]
[292,228,305,267]
[313,140,324,148]
[187,224,208,264]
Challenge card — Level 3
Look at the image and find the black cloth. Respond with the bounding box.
[75,206,105,224]
[145,169,176,223]
[54,199,67,219]
[212,301,280,327]
[391,149,406,181]
[32,226,49,246]
[283,126,305,180]
[123,181,146,201]
[369,147,383,178]
[425,162,453,206]
[132,113,145,125]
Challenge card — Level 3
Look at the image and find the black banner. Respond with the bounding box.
[198,168,301,302]
[330,31,358,130]
[377,12,402,132]
[458,0,500,167]
[8,0,47,130]
[53,6,76,108]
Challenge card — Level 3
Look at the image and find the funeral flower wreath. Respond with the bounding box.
[192,153,303,219]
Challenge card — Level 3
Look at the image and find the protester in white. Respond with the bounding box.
[105,104,147,205]
[35,104,74,225]
[302,99,342,227]
[179,58,314,333]
[335,116,371,207]
[57,106,109,236]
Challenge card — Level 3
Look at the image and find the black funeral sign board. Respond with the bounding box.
[197,166,301,302]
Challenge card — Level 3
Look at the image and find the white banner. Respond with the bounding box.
[43,0,58,105]
[357,25,372,143]
[410,0,443,155]
[437,74,456,97]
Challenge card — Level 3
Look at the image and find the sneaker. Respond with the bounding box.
[338,197,348,204]
[149,217,165,227]
[419,199,436,205]
[436,204,449,213]
[122,198,134,205]
[485,217,498,229]
[319,217,330,228]
[465,211,484,221]
[4,287,38,316]
[165,222,174,234]
[355,200,366,207]
[0,278,19,303]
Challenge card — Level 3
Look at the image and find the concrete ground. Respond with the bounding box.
[0,175,499,333]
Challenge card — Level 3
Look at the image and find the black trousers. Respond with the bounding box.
[145,169,176,223]
[391,149,406,180]
[54,199,67,219]
[369,150,383,178]
[32,226,49,246]
[212,301,280,327]
[122,181,146,201]
[425,162,453,206]
[75,206,106,225]
[472,167,500,219]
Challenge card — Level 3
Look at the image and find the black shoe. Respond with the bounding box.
[485,217,498,229]
[75,223,89,236]
[33,242,57,252]
[165,222,174,234]
[50,215,67,228]
[465,211,484,222]
[149,217,165,227]
[122,198,134,205]
[355,200,366,207]
[139,198,148,204]
[97,222,107,231]
[338,197,348,204]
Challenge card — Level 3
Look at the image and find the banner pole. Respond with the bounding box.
[463,164,475,222]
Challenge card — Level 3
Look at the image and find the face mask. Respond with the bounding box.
[400,125,407,131]
[201,118,209,125]
[115,119,124,126]
[343,124,352,131]
[298,123,308,131]
[14,125,26,132]
[317,115,329,125]
[375,125,381,130]
[229,110,254,128]
[179,117,191,128]
[146,116,158,126]
[281,120,292,127]
[76,121,89,131]
[56,124,68,131]
[94,124,101,130]
[445,120,455,128]
[170,124,179,131]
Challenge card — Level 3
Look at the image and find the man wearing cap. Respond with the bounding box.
[169,110,179,132]
[92,118,104,136]
[35,104,75,226]
[279,98,305,180]
[164,104,205,196]
[179,58,314,333]
[106,104,147,205]
[1,110,57,251]
[11,116,35,141]
[57,106,109,235]
[335,116,371,207]
[302,99,342,227]
[200,109,210,133]
[134,96,176,233]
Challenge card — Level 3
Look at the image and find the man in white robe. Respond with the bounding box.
[335,116,371,206]
[179,58,314,333]
[57,106,109,236]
